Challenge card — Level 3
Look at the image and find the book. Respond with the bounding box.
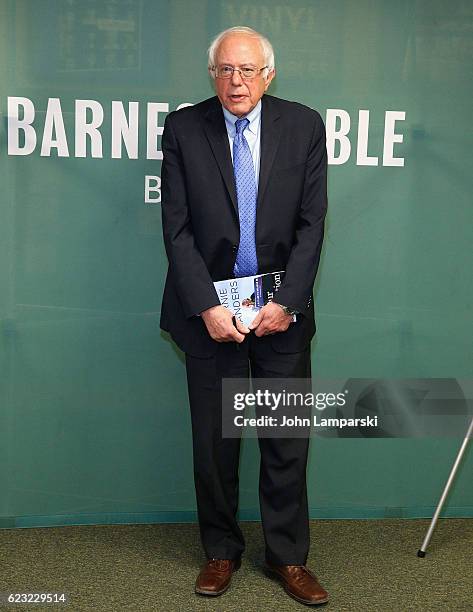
[213,271,296,327]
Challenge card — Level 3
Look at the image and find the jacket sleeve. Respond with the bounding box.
[272,112,328,315]
[161,113,221,318]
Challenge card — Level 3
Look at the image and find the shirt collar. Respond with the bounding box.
[222,99,262,137]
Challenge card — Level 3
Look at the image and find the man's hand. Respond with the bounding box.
[249,302,293,337]
[201,305,250,343]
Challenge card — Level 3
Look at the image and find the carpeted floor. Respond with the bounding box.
[1,519,472,611]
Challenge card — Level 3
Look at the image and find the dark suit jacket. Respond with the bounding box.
[160,94,327,358]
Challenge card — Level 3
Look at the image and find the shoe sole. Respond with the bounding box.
[264,566,329,606]
[195,584,230,597]
[194,559,241,597]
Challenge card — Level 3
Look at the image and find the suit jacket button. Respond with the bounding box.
[232,245,237,252]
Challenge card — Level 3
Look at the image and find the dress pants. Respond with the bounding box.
[185,331,311,565]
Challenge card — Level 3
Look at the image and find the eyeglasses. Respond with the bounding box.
[212,65,268,81]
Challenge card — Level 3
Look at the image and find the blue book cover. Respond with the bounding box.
[213,271,295,327]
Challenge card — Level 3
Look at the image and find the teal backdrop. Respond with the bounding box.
[1,0,472,528]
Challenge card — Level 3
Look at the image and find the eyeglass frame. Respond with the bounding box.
[211,64,269,81]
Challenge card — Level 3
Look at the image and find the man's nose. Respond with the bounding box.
[231,68,244,85]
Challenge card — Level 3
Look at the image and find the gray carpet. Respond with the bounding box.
[1,519,472,611]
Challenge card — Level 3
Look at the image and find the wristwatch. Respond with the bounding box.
[274,302,298,316]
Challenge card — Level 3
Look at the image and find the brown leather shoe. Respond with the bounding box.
[265,562,329,605]
[195,558,241,596]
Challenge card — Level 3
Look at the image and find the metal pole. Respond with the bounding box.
[417,416,473,557]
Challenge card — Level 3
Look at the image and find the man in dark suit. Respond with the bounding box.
[160,26,328,606]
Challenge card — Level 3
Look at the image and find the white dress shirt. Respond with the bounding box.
[222,99,262,193]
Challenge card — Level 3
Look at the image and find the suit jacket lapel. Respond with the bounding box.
[258,95,281,207]
[202,99,238,214]
[202,95,282,216]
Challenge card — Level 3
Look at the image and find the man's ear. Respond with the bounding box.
[264,69,276,91]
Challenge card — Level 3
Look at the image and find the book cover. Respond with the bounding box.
[213,271,295,327]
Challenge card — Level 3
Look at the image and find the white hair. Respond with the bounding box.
[207,26,275,78]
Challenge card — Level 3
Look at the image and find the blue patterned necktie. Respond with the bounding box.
[233,118,258,277]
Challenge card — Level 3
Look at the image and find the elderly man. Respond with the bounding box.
[160,26,328,605]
